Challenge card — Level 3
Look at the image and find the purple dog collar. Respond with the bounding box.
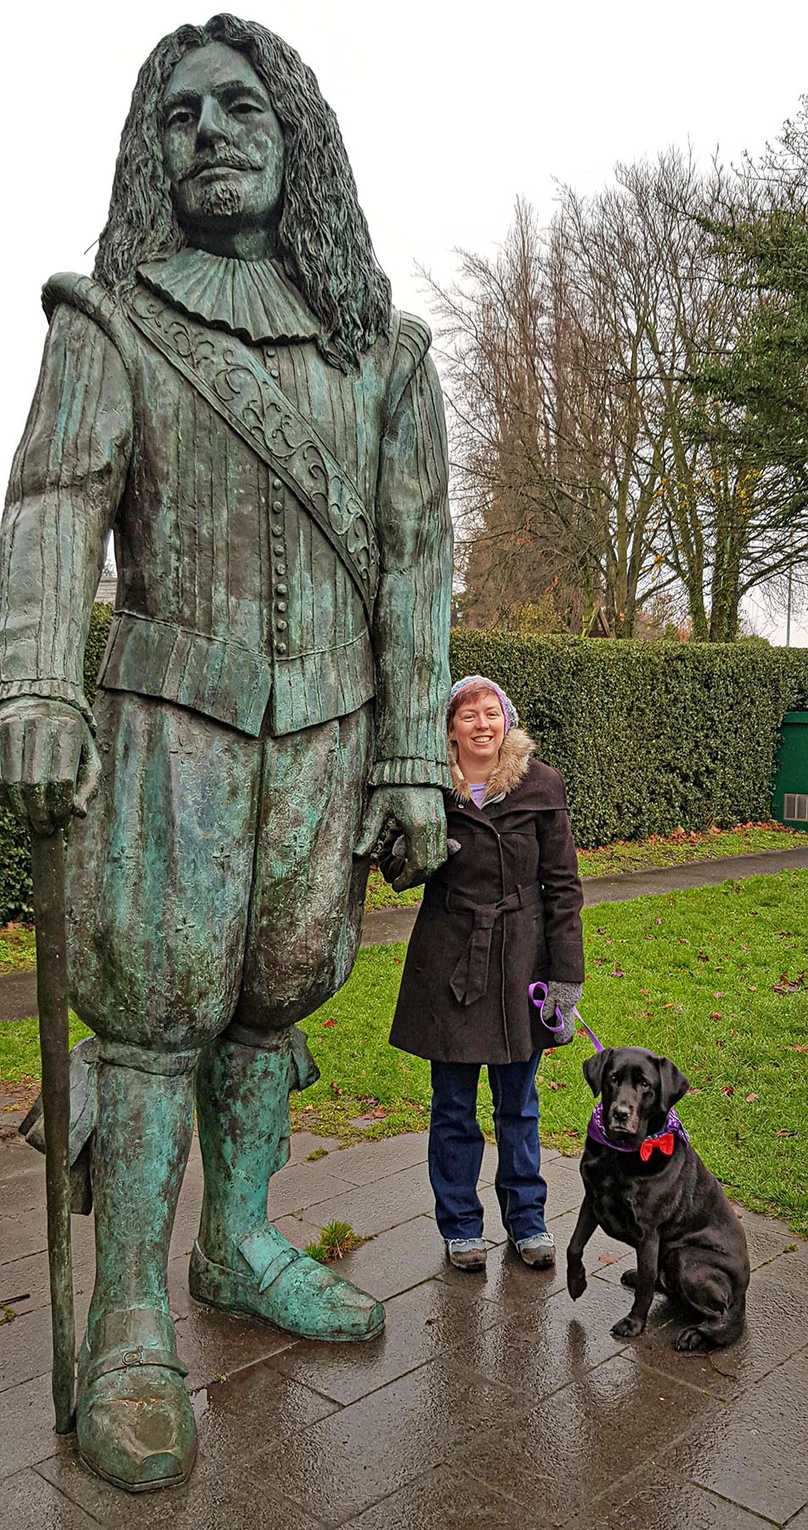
[587,1101,689,1156]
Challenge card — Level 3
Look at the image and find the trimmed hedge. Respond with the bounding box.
[450,631,808,847]
[1,612,807,920]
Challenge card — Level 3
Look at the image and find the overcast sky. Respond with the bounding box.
[3,1,808,641]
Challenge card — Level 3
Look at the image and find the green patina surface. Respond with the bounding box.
[0,16,452,1494]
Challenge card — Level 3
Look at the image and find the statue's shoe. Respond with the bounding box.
[76,1308,196,1493]
[189,1227,385,1343]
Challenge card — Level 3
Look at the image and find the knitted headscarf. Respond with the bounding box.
[447,675,519,734]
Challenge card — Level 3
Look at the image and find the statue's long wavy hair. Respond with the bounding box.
[94,13,392,369]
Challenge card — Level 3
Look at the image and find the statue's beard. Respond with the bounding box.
[197,179,243,218]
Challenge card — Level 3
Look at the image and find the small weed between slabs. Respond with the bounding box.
[306,1147,329,1162]
[305,1220,366,1263]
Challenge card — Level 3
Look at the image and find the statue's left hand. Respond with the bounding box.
[355,786,447,892]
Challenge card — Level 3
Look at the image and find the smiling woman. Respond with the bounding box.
[382,672,586,1274]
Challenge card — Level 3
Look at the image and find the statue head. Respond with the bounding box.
[94,14,391,369]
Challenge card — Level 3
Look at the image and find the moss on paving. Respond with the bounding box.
[2,873,806,1236]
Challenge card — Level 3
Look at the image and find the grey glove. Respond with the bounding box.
[376,830,460,889]
[540,981,582,1046]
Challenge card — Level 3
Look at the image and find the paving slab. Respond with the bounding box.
[268,1277,501,1405]
[0,1467,101,1529]
[339,1463,530,1529]
[35,1443,327,1530]
[566,1468,779,1530]
[327,1132,428,1186]
[333,1214,447,1302]
[294,1161,436,1240]
[2,1110,807,1528]
[653,1346,808,1525]
[253,1357,525,1525]
[446,1352,721,1527]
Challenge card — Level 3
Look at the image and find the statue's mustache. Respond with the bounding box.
[182,150,261,180]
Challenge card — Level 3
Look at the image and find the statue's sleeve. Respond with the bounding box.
[369,314,453,788]
[0,301,133,729]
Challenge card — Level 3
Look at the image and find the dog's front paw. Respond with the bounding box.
[611,1313,646,1338]
[566,1261,587,1300]
[674,1325,709,1353]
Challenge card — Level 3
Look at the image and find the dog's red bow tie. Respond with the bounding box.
[639,1131,676,1163]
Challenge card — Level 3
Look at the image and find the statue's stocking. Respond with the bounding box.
[77,1057,197,1492]
[192,1035,383,1342]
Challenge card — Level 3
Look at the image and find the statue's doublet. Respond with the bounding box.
[0,250,452,784]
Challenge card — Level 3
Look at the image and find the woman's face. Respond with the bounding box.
[449,689,506,773]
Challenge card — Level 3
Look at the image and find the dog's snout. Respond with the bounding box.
[611,1104,630,1125]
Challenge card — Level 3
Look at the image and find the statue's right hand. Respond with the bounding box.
[0,698,101,835]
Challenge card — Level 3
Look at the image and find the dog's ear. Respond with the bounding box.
[655,1055,689,1113]
[583,1048,612,1097]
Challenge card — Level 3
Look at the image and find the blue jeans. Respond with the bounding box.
[428,1053,548,1243]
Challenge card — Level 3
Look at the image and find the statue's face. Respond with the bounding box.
[162,42,285,235]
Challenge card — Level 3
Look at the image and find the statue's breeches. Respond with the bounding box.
[66,690,373,1053]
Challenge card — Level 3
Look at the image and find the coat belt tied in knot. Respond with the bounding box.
[426,881,541,1007]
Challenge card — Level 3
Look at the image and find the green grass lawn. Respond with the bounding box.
[364,822,805,912]
[3,871,806,1235]
[0,923,37,974]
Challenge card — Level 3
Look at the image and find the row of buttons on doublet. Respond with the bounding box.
[266,349,289,655]
[270,470,288,655]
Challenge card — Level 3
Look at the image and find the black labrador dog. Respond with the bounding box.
[566,1047,749,1350]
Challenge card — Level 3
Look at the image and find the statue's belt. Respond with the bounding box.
[128,296,379,621]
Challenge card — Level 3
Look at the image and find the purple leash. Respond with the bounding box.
[527,981,689,1153]
[528,980,604,1052]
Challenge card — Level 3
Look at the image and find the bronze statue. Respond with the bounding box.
[0,14,452,1491]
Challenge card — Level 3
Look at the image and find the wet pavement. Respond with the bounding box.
[1,1099,806,1529]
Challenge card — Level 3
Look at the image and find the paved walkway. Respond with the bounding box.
[362,843,808,947]
[1,1089,806,1529]
[3,846,807,1019]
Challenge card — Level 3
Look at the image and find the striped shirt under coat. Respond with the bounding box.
[390,729,585,1065]
[0,250,452,787]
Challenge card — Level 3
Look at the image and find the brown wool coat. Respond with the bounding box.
[389,729,585,1066]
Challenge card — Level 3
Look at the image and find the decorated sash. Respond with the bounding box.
[129,289,379,620]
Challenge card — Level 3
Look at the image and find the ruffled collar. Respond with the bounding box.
[137,247,320,346]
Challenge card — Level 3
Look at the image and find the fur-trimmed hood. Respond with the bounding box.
[449,727,536,804]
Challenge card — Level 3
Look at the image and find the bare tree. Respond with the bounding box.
[428,151,808,640]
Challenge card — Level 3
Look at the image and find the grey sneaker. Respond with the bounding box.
[445,1238,487,1272]
[510,1230,556,1269]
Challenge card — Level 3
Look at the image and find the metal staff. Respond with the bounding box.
[30,826,75,1433]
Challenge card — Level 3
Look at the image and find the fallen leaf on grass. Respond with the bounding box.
[775,1129,797,1139]
[773,972,806,996]
[610,966,625,978]
[745,1093,759,1103]
[721,1085,735,1096]
[792,1045,808,1054]
[709,1011,722,1020]
[545,1080,567,1091]
[322,1019,337,1028]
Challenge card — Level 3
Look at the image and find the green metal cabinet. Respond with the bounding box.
[772,711,808,829]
